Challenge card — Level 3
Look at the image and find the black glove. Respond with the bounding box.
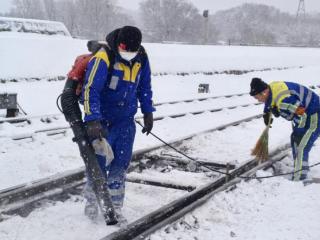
[142,112,153,135]
[86,120,104,140]
[263,112,273,126]
[271,106,280,117]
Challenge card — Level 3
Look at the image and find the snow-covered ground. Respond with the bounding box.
[150,177,320,240]
[1,32,320,79]
[0,33,320,240]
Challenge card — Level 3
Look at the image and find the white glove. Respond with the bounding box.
[92,138,114,165]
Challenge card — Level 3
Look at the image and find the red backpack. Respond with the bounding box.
[67,54,92,96]
[66,40,114,96]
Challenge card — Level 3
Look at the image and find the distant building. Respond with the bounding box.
[0,17,71,37]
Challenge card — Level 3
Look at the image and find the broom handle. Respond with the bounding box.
[266,112,273,129]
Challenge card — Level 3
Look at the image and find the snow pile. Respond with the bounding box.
[0,17,71,36]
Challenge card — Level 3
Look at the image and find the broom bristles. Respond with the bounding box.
[251,126,269,162]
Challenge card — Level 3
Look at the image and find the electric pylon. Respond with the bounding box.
[296,0,306,20]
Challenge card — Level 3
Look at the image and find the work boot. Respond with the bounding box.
[115,208,128,227]
[84,201,99,221]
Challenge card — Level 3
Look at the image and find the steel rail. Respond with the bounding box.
[0,91,250,124]
[0,65,304,84]
[2,82,318,125]
[8,82,319,140]
[1,83,318,125]
[8,102,261,140]
[152,92,248,106]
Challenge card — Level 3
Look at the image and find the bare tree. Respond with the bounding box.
[11,0,45,19]
[76,0,116,39]
[139,0,162,41]
[140,0,204,43]
[55,0,81,37]
[43,0,57,21]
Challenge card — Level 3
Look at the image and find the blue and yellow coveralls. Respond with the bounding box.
[82,46,155,208]
[264,81,320,181]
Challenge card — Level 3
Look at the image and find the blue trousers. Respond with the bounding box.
[291,112,320,181]
[84,118,136,208]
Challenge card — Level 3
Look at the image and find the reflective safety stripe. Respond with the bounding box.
[280,101,300,120]
[300,85,305,103]
[279,103,295,119]
[84,58,101,114]
[109,187,125,196]
[84,49,110,115]
[274,90,291,106]
[279,102,299,113]
[297,113,307,128]
[274,89,300,107]
[108,177,126,207]
[305,90,312,109]
[295,84,313,109]
[294,112,318,181]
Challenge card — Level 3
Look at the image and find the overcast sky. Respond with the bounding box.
[1,0,320,14]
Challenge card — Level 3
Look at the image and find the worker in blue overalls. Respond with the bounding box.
[249,78,320,181]
[82,26,155,222]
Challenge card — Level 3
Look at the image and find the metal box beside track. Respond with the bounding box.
[198,83,210,93]
[0,93,19,117]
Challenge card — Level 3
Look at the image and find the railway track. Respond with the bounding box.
[2,100,261,140]
[2,82,319,126]
[102,146,289,240]
[0,89,302,239]
[2,83,319,141]
[0,92,249,124]
[0,114,291,228]
[0,65,303,84]
[0,114,263,217]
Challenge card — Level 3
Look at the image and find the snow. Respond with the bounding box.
[0,184,185,240]
[150,179,320,240]
[1,32,320,79]
[0,32,320,240]
[0,33,85,79]
[0,105,266,188]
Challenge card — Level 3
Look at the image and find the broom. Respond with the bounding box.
[251,113,272,162]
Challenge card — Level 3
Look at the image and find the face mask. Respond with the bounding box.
[119,51,138,61]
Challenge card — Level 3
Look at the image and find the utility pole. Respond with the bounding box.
[296,0,306,21]
[203,9,209,44]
